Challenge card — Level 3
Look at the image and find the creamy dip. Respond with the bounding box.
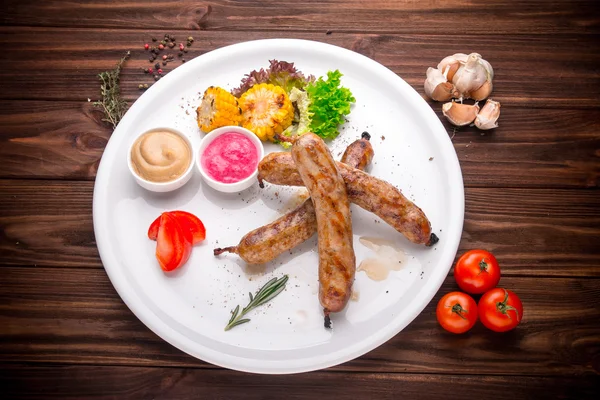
[130,130,191,183]
[201,132,259,184]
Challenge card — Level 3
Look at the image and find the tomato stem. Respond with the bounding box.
[478,258,489,275]
[496,289,520,320]
[449,302,468,320]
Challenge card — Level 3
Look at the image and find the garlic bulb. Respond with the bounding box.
[442,101,480,126]
[474,99,501,130]
[424,67,459,102]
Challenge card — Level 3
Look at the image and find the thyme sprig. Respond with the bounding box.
[225,275,289,331]
[93,51,130,129]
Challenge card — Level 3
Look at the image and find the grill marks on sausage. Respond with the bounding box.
[292,133,355,316]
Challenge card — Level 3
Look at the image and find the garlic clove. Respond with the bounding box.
[437,54,467,82]
[469,79,493,101]
[442,101,480,126]
[474,99,501,130]
[424,67,459,101]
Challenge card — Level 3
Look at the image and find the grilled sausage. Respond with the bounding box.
[292,133,355,326]
[257,150,437,246]
[214,133,373,264]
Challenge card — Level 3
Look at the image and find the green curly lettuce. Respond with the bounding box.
[305,70,355,140]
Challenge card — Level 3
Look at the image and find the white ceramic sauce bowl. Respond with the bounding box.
[196,126,264,193]
[127,127,195,193]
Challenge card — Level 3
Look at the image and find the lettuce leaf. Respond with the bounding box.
[305,70,355,140]
[232,60,314,97]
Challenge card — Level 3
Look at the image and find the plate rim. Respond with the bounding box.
[93,38,465,374]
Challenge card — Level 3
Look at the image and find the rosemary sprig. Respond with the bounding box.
[93,51,130,129]
[225,275,289,331]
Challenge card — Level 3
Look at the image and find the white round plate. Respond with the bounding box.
[93,39,464,374]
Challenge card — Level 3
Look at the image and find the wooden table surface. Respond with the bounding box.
[1,1,599,398]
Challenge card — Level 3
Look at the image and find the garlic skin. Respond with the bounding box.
[442,102,480,126]
[474,99,501,130]
[424,67,458,101]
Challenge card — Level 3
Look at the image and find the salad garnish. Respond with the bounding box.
[197,60,356,145]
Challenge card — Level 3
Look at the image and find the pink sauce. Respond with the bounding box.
[201,132,259,184]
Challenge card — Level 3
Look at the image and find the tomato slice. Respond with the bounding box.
[148,211,205,244]
[147,215,161,240]
[155,213,192,272]
[169,210,206,244]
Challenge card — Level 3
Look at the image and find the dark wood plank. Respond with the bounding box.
[1,100,599,188]
[1,0,598,35]
[0,28,599,108]
[2,365,599,400]
[0,101,108,179]
[1,181,599,275]
[1,266,599,376]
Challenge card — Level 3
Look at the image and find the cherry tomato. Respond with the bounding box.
[454,249,501,294]
[436,292,478,334]
[478,288,523,332]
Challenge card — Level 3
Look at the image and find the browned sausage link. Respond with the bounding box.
[257,153,435,245]
[292,133,355,324]
[214,134,373,264]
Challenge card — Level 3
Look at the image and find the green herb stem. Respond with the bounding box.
[224,275,289,331]
[93,51,130,129]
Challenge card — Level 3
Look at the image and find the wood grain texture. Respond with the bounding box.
[1,100,599,187]
[1,267,599,376]
[1,0,598,35]
[0,28,599,108]
[1,181,599,275]
[2,365,599,400]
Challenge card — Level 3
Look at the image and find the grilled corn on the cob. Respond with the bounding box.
[196,86,242,132]
[239,83,294,141]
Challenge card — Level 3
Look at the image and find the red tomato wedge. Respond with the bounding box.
[148,211,206,244]
[169,211,206,244]
[148,216,161,240]
[155,213,192,272]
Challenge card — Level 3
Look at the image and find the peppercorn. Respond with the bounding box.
[144,43,149,50]
[164,34,170,39]
[158,44,164,50]
[149,56,155,62]
[153,75,159,80]
[186,42,191,47]
[182,59,186,63]
[169,42,175,48]
[138,84,144,89]
[148,68,153,74]
[183,48,188,53]
[160,40,166,46]
[178,52,183,57]
[155,63,161,70]
[143,83,149,89]
[152,37,157,42]
[179,43,184,51]
[143,68,149,74]
[187,36,194,42]
[162,61,167,66]
[162,55,167,60]
[158,68,163,74]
